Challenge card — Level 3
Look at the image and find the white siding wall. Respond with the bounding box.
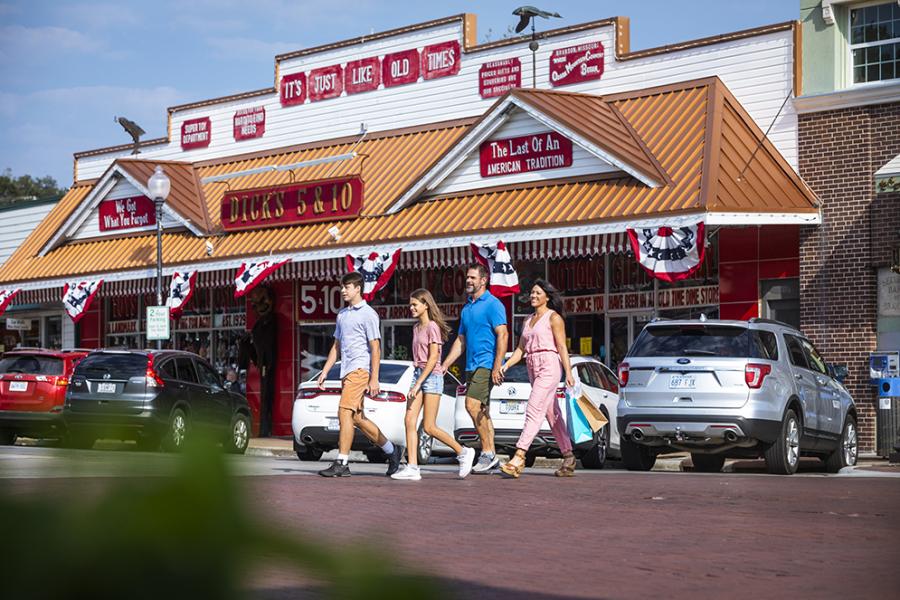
[71,178,180,241]
[0,201,58,268]
[433,110,618,196]
[75,21,797,182]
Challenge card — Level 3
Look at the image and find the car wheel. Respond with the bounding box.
[364,449,388,463]
[824,415,858,473]
[621,437,656,471]
[63,432,95,450]
[764,409,800,475]
[293,439,324,461]
[690,453,726,473]
[580,412,611,470]
[225,413,251,455]
[162,408,189,452]
[417,424,433,464]
[0,430,17,446]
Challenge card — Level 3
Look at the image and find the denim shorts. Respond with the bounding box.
[413,367,443,395]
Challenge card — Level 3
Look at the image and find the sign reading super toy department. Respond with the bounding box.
[480,132,573,177]
[181,117,211,150]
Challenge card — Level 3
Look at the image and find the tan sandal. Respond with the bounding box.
[500,452,526,479]
[555,453,576,477]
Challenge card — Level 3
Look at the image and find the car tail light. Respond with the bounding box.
[146,358,165,388]
[745,363,771,389]
[369,391,406,402]
[618,362,630,387]
[54,377,69,387]
[298,388,320,400]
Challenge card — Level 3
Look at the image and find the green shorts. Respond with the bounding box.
[465,368,494,405]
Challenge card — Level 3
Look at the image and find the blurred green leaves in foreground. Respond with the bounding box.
[0,441,443,600]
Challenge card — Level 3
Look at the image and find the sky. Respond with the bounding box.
[0,0,798,188]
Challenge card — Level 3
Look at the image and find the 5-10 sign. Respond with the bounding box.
[297,283,342,321]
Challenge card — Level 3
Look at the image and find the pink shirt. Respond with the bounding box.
[413,321,444,374]
[522,310,557,355]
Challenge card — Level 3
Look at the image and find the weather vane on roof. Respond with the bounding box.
[512,6,562,89]
[115,116,145,155]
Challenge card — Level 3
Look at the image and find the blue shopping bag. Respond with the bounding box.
[565,385,593,445]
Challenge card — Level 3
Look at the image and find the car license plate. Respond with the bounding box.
[97,382,116,394]
[500,400,525,415]
[326,417,340,431]
[669,375,696,389]
[9,381,27,392]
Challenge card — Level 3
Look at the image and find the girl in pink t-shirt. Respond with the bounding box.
[391,289,476,480]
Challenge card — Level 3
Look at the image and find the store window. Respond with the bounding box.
[106,296,144,349]
[609,252,653,294]
[850,2,900,84]
[760,278,799,329]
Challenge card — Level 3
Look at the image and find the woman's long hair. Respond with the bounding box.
[532,278,564,318]
[410,288,451,341]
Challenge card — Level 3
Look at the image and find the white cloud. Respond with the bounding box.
[0,25,104,64]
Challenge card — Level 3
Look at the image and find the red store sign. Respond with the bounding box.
[550,41,604,87]
[421,40,460,80]
[383,48,420,87]
[479,57,522,99]
[221,176,364,232]
[280,72,307,107]
[233,106,265,141]
[480,131,573,177]
[345,56,381,95]
[296,281,463,321]
[98,196,156,232]
[181,117,211,150]
[309,65,344,102]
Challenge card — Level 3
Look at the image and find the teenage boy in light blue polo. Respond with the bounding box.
[441,263,508,473]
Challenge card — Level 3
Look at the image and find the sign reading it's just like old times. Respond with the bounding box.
[220,177,363,231]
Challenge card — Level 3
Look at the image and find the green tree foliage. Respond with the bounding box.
[0,168,67,206]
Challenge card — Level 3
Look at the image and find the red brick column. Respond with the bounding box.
[798,102,900,454]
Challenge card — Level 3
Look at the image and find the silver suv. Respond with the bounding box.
[615,318,858,475]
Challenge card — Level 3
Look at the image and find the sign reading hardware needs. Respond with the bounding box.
[480,131,573,177]
[221,176,364,231]
[233,106,266,140]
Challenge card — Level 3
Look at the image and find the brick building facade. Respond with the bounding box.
[798,102,900,452]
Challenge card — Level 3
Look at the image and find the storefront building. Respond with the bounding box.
[797,0,900,453]
[0,14,820,437]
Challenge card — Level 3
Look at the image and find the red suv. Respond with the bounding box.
[0,349,90,444]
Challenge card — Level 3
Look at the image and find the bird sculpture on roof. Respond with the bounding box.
[115,116,145,155]
[513,6,562,33]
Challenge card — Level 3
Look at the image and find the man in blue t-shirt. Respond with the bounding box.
[441,263,508,473]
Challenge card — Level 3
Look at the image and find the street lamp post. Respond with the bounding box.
[147,166,171,350]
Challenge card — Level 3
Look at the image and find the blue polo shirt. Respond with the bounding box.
[458,290,507,372]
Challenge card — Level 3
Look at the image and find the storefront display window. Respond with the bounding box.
[106,295,144,349]
[513,259,547,314]
[609,252,653,293]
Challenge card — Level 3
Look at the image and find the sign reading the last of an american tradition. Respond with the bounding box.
[233,106,265,140]
[479,57,522,98]
[220,176,364,231]
[98,196,156,232]
[181,117,211,150]
[480,131,573,177]
[549,41,604,87]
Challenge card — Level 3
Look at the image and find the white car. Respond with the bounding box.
[453,355,620,468]
[292,360,461,464]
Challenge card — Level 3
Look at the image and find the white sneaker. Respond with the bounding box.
[457,447,476,478]
[390,465,421,481]
[472,452,500,473]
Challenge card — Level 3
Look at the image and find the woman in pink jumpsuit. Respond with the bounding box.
[499,279,576,478]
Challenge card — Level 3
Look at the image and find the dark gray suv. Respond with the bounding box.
[64,350,251,453]
[616,318,857,475]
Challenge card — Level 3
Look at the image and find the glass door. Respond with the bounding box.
[606,312,653,370]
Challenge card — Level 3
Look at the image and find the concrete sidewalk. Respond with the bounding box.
[247,437,895,473]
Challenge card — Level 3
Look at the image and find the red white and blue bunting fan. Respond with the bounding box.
[62,280,103,323]
[0,288,21,318]
[626,223,706,282]
[346,248,402,302]
[166,271,198,319]
[234,258,290,298]
[470,240,520,298]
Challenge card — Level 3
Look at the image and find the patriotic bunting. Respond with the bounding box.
[166,271,198,319]
[235,258,291,298]
[62,280,103,323]
[0,288,20,318]
[626,223,706,282]
[471,240,520,298]
[346,248,402,302]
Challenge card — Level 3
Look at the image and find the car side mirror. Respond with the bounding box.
[831,364,849,383]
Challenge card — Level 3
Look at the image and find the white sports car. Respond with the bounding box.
[292,360,461,464]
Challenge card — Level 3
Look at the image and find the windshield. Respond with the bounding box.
[316,363,409,384]
[75,353,148,378]
[0,355,64,375]
[628,325,751,358]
